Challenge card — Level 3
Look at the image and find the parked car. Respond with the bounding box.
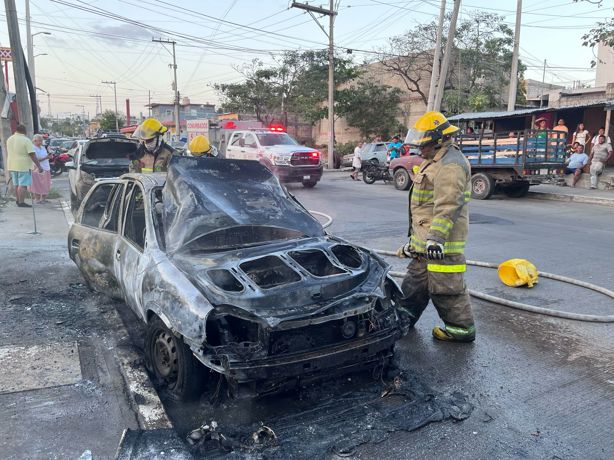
[225,129,323,188]
[66,139,89,158]
[389,150,423,190]
[47,138,68,155]
[341,142,391,168]
[67,157,407,400]
[66,137,139,210]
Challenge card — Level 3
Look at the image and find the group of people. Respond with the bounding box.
[5,125,53,207]
[5,117,218,208]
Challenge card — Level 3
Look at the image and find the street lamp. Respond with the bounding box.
[28,31,51,96]
[101,80,119,132]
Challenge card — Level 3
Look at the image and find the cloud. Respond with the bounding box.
[95,23,153,44]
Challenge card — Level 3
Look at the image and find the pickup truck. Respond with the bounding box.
[224,129,323,188]
[457,129,567,199]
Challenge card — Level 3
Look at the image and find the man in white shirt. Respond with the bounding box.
[351,141,363,180]
[589,135,613,189]
[565,144,588,187]
[590,127,611,147]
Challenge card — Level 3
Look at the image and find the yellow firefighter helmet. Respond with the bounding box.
[189,135,212,156]
[133,118,168,140]
[498,259,539,288]
[405,111,459,147]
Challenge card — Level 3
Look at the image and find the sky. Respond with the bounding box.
[0,0,611,118]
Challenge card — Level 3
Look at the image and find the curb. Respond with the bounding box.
[528,191,614,207]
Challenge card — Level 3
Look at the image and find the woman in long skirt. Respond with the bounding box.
[29,134,52,203]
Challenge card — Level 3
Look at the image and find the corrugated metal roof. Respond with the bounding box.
[449,100,612,122]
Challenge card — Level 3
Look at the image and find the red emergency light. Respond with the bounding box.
[269,124,285,132]
[223,121,237,130]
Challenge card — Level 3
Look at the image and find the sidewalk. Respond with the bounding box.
[0,193,172,459]
[528,183,614,207]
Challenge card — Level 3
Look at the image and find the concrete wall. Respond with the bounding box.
[596,43,614,88]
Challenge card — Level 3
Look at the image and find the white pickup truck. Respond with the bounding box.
[224,129,323,188]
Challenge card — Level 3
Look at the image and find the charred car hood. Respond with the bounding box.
[171,236,390,328]
[163,156,324,255]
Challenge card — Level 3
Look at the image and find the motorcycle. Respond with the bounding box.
[49,151,71,176]
[362,159,392,184]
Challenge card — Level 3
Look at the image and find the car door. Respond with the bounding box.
[242,132,258,160]
[225,132,243,159]
[68,145,81,196]
[68,181,124,298]
[114,181,149,318]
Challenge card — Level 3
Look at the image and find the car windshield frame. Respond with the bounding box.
[255,132,298,146]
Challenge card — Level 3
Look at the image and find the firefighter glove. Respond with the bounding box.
[426,240,444,260]
[396,242,413,258]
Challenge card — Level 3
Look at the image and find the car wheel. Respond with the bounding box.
[502,182,530,198]
[145,316,205,401]
[362,170,376,184]
[471,172,495,200]
[393,169,411,191]
[302,180,318,188]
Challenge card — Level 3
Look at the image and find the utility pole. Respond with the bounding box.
[47,93,51,117]
[540,59,546,108]
[0,59,12,184]
[102,80,119,131]
[152,38,180,139]
[507,0,522,111]
[148,90,151,117]
[291,1,337,169]
[89,94,100,116]
[433,0,461,111]
[427,0,446,111]
[5,0,34,135]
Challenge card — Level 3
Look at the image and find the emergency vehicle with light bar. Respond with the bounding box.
[224,126,323,188]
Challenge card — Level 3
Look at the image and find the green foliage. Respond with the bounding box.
[43,117,84,137]
[574,0,614,67]
[99,110,124,131]
[335,141,358,156]
[337,81,402,138]
[216,51,360,125]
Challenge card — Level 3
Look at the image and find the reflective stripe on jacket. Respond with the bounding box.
[409,141,471,255]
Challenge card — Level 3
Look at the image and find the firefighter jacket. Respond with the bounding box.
[408,141,471,256]
[129,142,174,173]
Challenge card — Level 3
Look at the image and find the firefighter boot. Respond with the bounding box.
[432,323,475,343]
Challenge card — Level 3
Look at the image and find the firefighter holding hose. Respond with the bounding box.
[396,111,475,343]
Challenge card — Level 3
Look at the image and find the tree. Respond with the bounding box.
[215,51,361,125]
[99,110,124,131]
[575,0,614,66]
[337,81,403,138]
[380,11,525,114]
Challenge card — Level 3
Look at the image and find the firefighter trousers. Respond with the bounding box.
[398,254,474,329]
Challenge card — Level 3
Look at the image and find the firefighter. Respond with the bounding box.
[396,111,475,342]
[188,135,218,157]
[130,118,174,173]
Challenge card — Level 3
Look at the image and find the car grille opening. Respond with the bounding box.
[208,269,244,292]
[240,256,301,289]
[289,249,345,277]
[331,245,363,268]
[290,151,320,166]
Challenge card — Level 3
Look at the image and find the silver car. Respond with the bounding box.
[68,157,406,400]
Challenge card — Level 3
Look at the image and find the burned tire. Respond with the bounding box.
[302,180,318,188]
[503,182,530,198]
[471,173,495,200]
[393,168,411,191]
[145,316,205,401]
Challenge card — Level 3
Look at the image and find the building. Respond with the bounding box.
[148,97,216,125]
[596,42,614,88]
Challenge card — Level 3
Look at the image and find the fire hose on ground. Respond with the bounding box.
[309,210,614,323]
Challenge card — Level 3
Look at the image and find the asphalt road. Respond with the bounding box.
[43,174,614,458]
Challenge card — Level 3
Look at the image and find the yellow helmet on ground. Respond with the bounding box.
[498,259,539,288]
[133,118,168,140]
[405,111,459,147]
[189,135,211,156]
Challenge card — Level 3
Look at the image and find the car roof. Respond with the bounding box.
[121,172,167,188]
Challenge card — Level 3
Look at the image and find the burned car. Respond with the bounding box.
[68,157,406,400]
[66,136,139,210]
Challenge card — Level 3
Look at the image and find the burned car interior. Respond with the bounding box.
[69,156,407,400]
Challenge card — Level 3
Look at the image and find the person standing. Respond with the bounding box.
[7,125,43,208]
[572,122,591,148]
[387,136,403,161]
[590,127,611,147]
[130,118,174,173]
[29,134,52,203]
[351,141,363,180]
[589,135,613,189]
[396,111,475,343]
[188,135,218,157]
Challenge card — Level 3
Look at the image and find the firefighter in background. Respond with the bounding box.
[396,111,475,342]
[130,118,175,173]
[188,135,218,157]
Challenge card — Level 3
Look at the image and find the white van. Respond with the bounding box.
[225,129,323,188]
